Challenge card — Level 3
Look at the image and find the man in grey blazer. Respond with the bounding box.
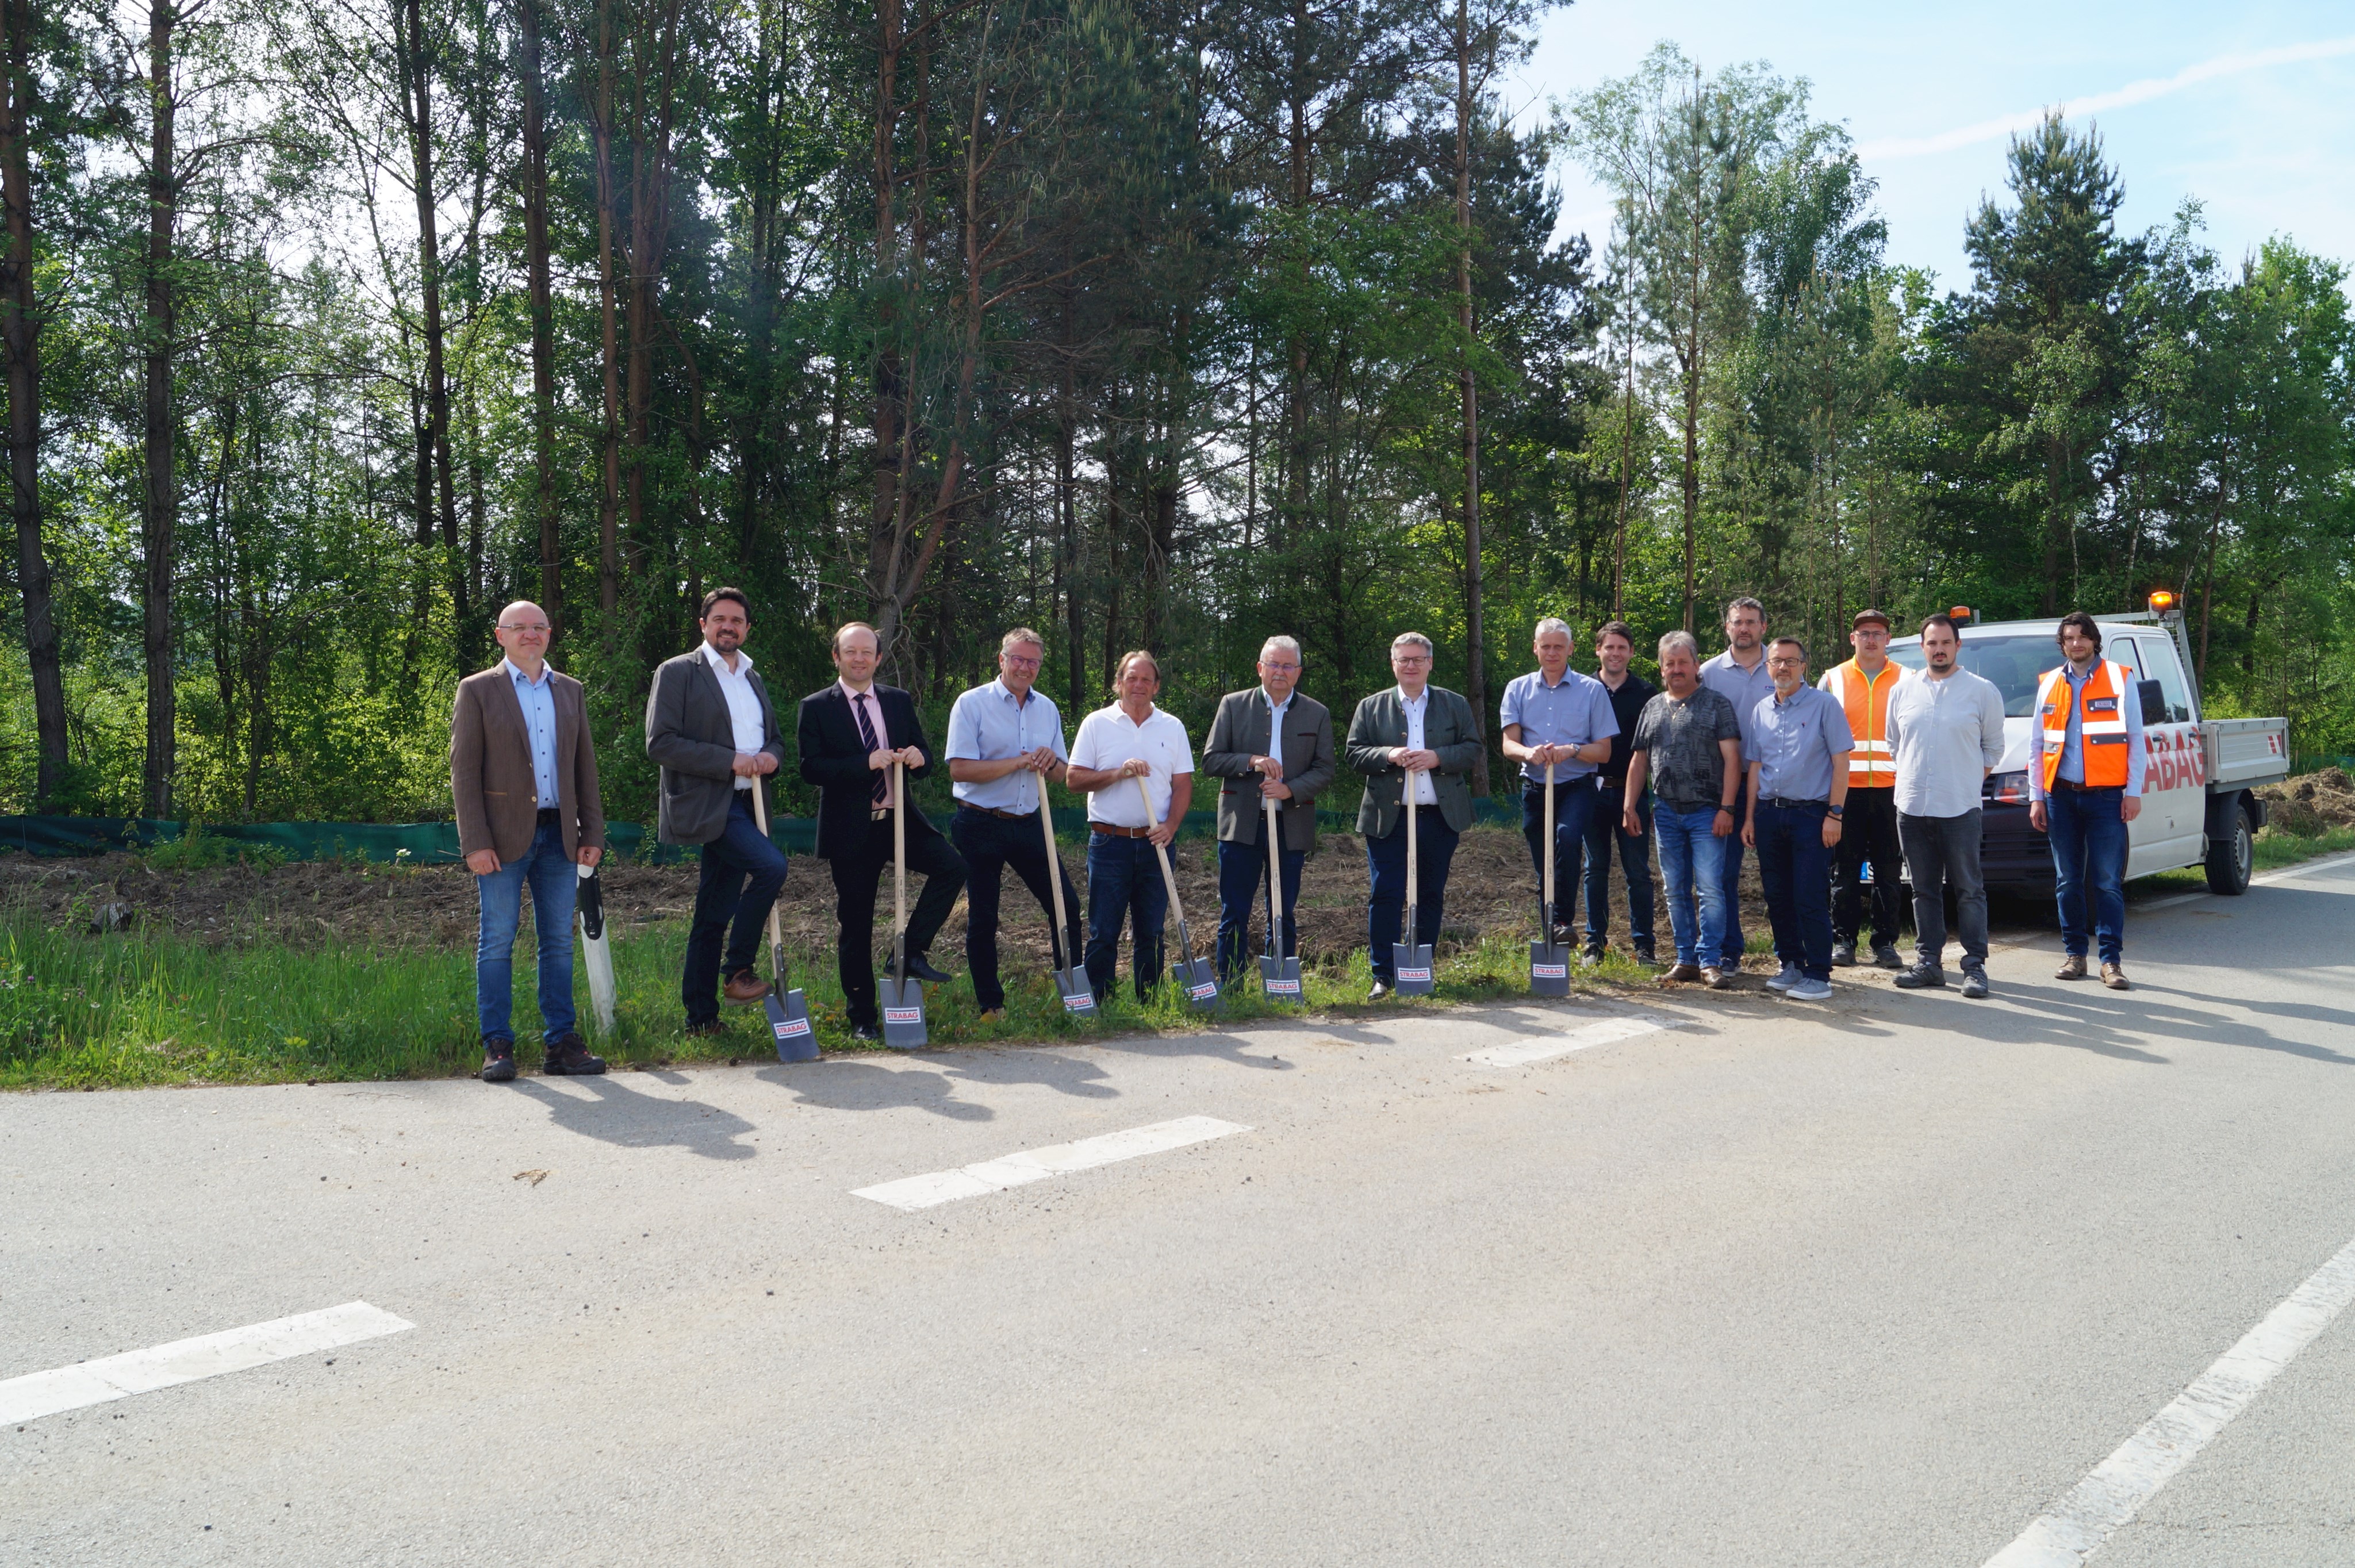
[1200,635,1337,982]
[1345,632,1482,999]
[644,588,789,1033]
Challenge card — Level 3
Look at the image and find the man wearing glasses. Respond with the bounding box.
[451,601,607,1081]
[1202,635,1337,983]
[945,628,1081,1020]
[1345,632,1482,999]
[1740,637,1854,1003]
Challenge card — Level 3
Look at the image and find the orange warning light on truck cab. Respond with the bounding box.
[2149,589,2178,615]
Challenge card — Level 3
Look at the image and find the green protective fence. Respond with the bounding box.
[0,796,1531,864]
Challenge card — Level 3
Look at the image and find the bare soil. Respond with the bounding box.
[2256,766,2355,837]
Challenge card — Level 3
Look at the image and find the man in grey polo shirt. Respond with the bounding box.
[945,627,1081,1019]
[1886,612,2007,998]
[1741,636,1852,1001]
[1700,596,1775,969]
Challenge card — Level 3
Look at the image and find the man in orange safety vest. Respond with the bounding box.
[2027,610,2145,990]
[1818,608,1907,969]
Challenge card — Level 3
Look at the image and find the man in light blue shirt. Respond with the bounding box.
[507,658,562,808]
[1499,617,1617,939]
[946,628,1079,1018]
[1740,636,1852,999]
[1699,595,1775,969]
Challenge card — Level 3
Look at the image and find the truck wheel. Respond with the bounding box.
[2204,793,2254,896]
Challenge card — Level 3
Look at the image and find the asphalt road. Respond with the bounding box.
[6,855,2353,1567]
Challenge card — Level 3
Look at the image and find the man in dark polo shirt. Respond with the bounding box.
[1582,619,1657,966]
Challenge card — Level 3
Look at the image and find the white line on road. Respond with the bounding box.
[0,1302,414,1425]
[1984,1230,2355,1567]
[853,1115,1251,1211]
[1458,1015,1669,1068]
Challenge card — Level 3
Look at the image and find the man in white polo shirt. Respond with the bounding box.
[1064,650,1195,1004]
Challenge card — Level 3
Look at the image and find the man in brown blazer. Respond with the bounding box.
[451,601,607,1082]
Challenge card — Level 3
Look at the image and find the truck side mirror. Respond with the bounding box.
[2137,679,2165,726]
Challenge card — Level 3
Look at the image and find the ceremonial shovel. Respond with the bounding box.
[1138,773,1219,1010]
[750,781,817,1061]
[1529,763,1569,996]
[1259,791,1302,1002]
[1037,785,1097,1017]
[574,862,619,1036]
[880,759,928,1049]
[1390,765,1434,996]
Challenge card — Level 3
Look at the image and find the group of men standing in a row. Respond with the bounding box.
[449,586,2124,1078]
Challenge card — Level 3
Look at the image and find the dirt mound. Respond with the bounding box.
[2256,767,2355,837]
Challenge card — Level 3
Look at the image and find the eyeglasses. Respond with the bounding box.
[1767,655,1805,668]
[1001,654,1042,670]
[1393,655,1430,665]
[1260,661,1299,673]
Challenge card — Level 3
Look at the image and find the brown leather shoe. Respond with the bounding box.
[1701,965,1734,990]
[2055,954,2087,981]
[1659,963,1702,984]
[723,969,772,1006]
[2101,962,2129,990]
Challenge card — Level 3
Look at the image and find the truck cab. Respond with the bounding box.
[1884,599,2291,896]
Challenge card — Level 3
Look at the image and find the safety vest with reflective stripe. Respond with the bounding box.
[1822,659,1902,788]
[2036,660,2132,790]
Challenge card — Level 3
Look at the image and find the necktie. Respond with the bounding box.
[851,691,889,806]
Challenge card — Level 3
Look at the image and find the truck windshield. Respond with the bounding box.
[1886,635,2053,718]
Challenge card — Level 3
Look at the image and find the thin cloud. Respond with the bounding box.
[1857,34,2355,160]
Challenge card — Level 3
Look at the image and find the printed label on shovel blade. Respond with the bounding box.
[772,1016,811,1038]
[1531,963,1567,979]
[1187,980,1219,1000]
[884,1007,922,1025]
[1265,979,1301,996]
[1060,992,1095,1013]
[1398,966,1431,983]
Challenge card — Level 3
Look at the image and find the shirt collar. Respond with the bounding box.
[1534,668,1572,689]
[1773,685,1807,707]
[502,657,551,689]
[838,677,880,704]
[1261,687,1292,712]
[1115,702,1158,727]
[1397,684,1428,705]
[991,677,1035,708]
[701,641,753,677]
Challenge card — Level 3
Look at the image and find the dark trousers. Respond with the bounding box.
[1366,812,1460,984]
[1715,773,1751,965]
[2047,785,2128,963]
[1581,782,1655,949]
[952,806,1084,1010]
[683,793,791,1026]
[1754,798,1834,982]
[1831,785,1904,950]
[1086,833,1168,1001]
[1899,810,1989,971]
[1520,777,1596,931]
[827,811,968,1028]
[1216,836,1306,980]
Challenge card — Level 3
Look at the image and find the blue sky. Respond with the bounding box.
[1516,0,2355,295]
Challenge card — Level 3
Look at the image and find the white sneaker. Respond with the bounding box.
[1765,963,1801,992]
[1785,976,1834,1002]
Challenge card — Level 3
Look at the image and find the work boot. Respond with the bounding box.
[902,953,954,984]
[542,1033,607,1076]
[1959,967,1990,999]
[1893,962,1946,990]
[1830,939,1857,968]
[1659,963,1701,984]
[2055,953,2087,981]
[479,1038,517,1083]
[2101,961,2130,991]
[1871,944,1903,971]
[723,969,772,1006]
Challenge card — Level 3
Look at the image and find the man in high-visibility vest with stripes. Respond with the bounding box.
[2027,610,2144,990]
[1819,608,1907,970]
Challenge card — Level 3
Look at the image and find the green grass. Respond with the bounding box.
[0,916,1617,1091]
[2253,824,2355,870]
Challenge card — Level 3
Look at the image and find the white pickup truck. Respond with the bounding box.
[1885,597,2292,895]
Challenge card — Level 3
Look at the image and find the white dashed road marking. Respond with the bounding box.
[1458,1015,1668,1067]
[853,1115,1251,1211]
[1984,1230,2355,1567]
[0,1302,414,1425]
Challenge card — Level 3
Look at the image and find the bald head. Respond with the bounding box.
[494,601,553,673]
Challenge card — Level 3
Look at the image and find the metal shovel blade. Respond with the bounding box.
[1260,954,1303,1003]
[1392,933,1435,997]
[880,973,929,1049]
[1170,955,1222,1011]
[1054,964,1098,1018]
[1528,941,1570,997]
[765,986,818,1063]
[576,865,618,1037]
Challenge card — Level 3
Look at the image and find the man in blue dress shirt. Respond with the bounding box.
[1740,636,1853,1002]
[945,628,1081,1019]
[1499,618,1618,941]
[1700,596,1776,971]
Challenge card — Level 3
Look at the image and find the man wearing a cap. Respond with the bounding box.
[1818,608,1907,969]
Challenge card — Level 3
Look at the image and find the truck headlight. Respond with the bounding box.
[1985,770,2028,804]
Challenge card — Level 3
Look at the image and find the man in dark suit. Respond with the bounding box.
[1200,635,1337,982]
[451,600,606,1082]
[796,622,968,1040]
[1344,632,1483,999]
[645,588,789,1034]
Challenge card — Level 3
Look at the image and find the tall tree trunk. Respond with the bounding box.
[868,0,904,628]
[398,0,462,641]
[513,0,560,638]
[1453,0,1487,793]
[0,0,63,805]
[590,0,621,625]
[621,0,684,577]
[140,0,178,819]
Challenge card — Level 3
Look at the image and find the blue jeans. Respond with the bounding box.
[1366,813,1459,984]
[684,793,791,1026]
[1216,837,1305,980]
[1583,783,1655,948]
[475,818,578,1043]
[1754,799,1834,982]
[1086,833,1168,1001]
[1520,777,1595,930]
[1652,803,1730,968]
[1714,774,1751,965]
[2047,786,2128,963]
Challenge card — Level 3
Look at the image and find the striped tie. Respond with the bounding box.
[851,691,889,806]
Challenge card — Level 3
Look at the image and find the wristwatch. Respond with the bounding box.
[1827,805,1844,818]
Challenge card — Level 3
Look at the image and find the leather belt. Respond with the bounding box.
[1758,796,1828,811]
[961,805,1033,821]
[1092,823,1153,839]
[535,806,562,824]
[2049,778,2115,792]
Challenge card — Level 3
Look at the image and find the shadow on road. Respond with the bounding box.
[755,1058,996,1121]
[507,1075,761,1159]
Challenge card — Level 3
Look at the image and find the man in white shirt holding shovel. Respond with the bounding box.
[1065,651,1194,1005]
